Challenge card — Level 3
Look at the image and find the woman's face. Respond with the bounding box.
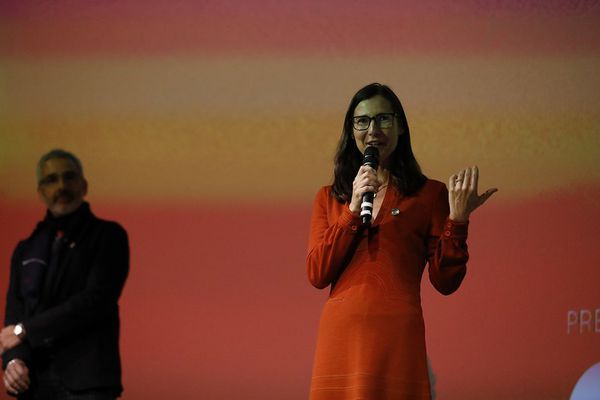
[352,95,401,167]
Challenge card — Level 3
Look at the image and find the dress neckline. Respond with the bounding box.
[372,182,393,226]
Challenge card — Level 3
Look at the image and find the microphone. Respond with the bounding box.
[360,146,379,225]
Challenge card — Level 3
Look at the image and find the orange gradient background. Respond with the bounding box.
[1,1,599,399]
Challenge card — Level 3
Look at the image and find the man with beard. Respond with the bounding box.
[0,149,129,399]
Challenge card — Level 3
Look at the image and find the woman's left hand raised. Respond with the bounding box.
[448,166,497,222]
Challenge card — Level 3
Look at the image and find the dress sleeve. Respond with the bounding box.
[427,184,469,295]
[306,187,362,289]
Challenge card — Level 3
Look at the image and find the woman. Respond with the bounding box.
[307,83,496,399]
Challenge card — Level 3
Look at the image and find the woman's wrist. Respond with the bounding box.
[449,213,469,223]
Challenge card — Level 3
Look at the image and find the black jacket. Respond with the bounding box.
[2,203,129,395]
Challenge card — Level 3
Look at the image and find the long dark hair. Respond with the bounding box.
[332,83,426,202]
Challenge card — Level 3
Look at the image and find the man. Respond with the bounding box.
[0,149,129,399]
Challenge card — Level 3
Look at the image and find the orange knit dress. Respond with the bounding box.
[307,179,468,400]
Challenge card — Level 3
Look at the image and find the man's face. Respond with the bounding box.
[37,157,88,217]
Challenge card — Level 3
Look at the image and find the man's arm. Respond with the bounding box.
[2,243,32,368]
[22,222,129,349]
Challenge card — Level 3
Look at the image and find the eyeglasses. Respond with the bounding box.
[352,113,396,131]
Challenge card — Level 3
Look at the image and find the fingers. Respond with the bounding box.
[470,166,479,192]
[350,166,380,213]
[358,165,378,180]
[462,168,471,191]
[354,166,380,195]
[5,366,29,393]
[478,188,498,205]
[457,169,465,189]
[449,170,464,192]
[4,374,21,395]
[449,168,469,192]
[450,166,479,193]
[448,166,497,219]
[4,360,30,394]
[448,174,456,192]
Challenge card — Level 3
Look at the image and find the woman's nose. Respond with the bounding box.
[367,119,382,134]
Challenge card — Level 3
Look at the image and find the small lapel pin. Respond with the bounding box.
[69,242,76,249]
[391,208,400,216]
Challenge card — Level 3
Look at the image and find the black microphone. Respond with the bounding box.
[360,146,379,225]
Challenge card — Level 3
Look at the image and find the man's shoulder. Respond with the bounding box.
[89,215,128,240]
[12,237,31,256]
[13,220,46,251]
[92,215,126,231]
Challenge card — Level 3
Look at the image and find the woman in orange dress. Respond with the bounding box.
[307,83,497,399]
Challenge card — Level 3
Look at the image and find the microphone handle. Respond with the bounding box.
[361,191,375,225]
[360,148,379,226]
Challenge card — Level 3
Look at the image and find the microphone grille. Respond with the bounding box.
[363,146,379,168]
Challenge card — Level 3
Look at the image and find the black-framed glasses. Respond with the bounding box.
[352,113,396,131]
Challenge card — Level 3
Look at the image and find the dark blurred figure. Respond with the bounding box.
[1,149,129,400]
